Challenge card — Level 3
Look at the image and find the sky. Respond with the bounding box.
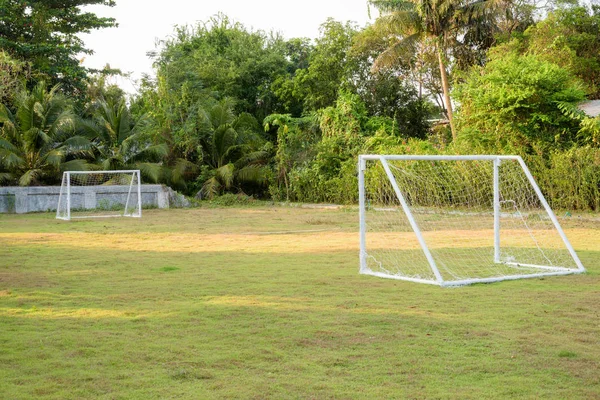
[80,0,378,94]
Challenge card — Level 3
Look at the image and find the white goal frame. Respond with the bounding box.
[56,170,142,221]
[358,155,586,287]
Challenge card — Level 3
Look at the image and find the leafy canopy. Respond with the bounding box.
[455,50,586,153]
[0,0,117,97]
[0,81,92,185]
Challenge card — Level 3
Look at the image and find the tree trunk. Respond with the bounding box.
[437,46,456,141]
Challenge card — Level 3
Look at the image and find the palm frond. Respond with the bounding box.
[0,172,14,184]
[235,165,268,185]
[63,135,94,153]
[201,176,222,200]
[369,0,413,14]
[372,32,422,71]
[48,110,76,140]
[0,104,15,125]
[215,163,235,189]
[116,101,133,145]
[235,150,269,168]
[135,162,164,183]
[210,100,236,128]
[18,168,42,186]
[128,143,169,163]
[75,118,103,140]
[44,148,66,168]
[233,112,260,132]
[0,147,24,169]
[170,158,198,186]
[0,137,20,154]
[61,159,91,172]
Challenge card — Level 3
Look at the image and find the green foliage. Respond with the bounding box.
[367,0,513,139]
[527,146,600,211]
[151,14,289,118]
[82,97,168,182]
[0,82,92,185]
[263,113,320,201]
[455,52,586,153]
[196,99,271,199]
[272,20,358,114]
[0,0,117,97]
[515,5,600,98]
[266,91,440,204]
[0,50,29,105]
[283,93,367,204]
[557,101,600,146]
[85,72,127,106]
[355,70,435,139]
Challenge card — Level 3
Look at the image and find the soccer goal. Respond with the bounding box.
[358,155,585,287]
[56,170,142,220]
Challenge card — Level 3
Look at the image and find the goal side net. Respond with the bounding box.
[56,170,142,220]
[358,155,585,287]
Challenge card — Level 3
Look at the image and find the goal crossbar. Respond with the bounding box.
[358,155,585,287]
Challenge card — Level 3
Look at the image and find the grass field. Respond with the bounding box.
[1,206,599,399]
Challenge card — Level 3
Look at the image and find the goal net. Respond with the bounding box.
[56,170,141,220]
[358,155,585,287]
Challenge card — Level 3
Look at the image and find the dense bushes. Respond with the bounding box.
[454,52,586,154]
[527,147,600,211]
[2,5,600,211]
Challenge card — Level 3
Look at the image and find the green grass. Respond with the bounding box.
[0,207,599,399]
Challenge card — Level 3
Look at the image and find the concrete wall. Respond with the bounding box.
[0,185,170,214]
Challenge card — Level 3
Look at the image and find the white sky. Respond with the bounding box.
[80,0,377,94]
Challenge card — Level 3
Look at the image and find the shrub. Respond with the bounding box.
[454,52,586,154]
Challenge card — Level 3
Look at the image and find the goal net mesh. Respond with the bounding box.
[361,158,581,285]
[56,171,141,220]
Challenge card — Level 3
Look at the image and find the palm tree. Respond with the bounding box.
[368,0,504,140]
[0,82,91,185]
[198,99,270,199]
[82,98,168,182]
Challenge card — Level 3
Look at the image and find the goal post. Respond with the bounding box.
[358,155,585,287]
[56,170,142,220]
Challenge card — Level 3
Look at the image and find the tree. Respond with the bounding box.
[0,50,29,106]
[272,20,358,114]
[151,13,289,119]
[505,4,600,99]
[83,98,168,182]
[0,82,91,185]
[0,0,117,97]
[350,28,437,138]
[367,0,507,140]
[454,51,586,153]
[197,99,270,199]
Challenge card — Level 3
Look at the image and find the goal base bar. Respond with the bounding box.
[360,269,584,287]
[67,214,141,219]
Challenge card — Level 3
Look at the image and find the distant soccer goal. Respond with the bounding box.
[358,155,585,287]
[56,170,141,220]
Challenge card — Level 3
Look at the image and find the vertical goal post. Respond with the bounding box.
[358,155,586,287]
[56,170,142,221]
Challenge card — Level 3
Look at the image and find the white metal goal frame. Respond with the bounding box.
[56,170,142,221]
[358,155,586,287]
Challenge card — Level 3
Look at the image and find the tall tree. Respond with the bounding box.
[0,50,29,106]
[82,98,168,182]
[272,19,358,114]
[368,0,507,140]
[0,0,117,97]
[0,82,91,185]
[151,13,289,119]
[198,99,270,199]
